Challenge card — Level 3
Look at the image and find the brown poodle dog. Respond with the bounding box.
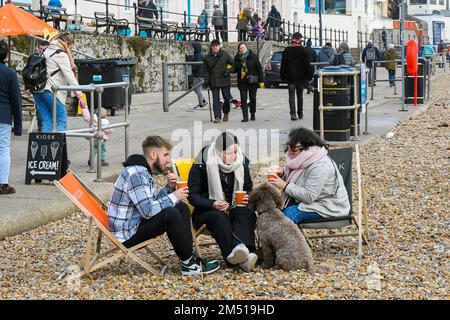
[249,182,332,273]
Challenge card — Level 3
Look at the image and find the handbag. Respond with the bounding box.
[247,75,259,84]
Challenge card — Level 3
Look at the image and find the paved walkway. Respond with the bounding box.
[0,67,440,239]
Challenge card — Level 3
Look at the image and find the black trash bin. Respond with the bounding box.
[75,58,136,116]
[313,66,352,141]
[404,57,425,104]
[339,65,361,137]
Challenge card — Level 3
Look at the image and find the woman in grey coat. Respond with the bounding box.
[268,127,350,223]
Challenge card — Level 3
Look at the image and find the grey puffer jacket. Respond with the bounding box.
[283,155,350,218]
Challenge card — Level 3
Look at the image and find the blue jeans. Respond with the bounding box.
[34,90,67,132]
[93,141,107,161]
[388,70,396,86]
[0,123,12,184]
[283,204,323,224]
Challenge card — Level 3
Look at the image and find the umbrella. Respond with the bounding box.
[0,2,57,36]
[0,2,57,64]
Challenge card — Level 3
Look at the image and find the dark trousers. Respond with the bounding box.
[238,29,247,41]
[192,206,257,263]
[214,25,225,42]
[388,69,396,86]
[288,82,304,116]
[211,86,231,119]
[239,88,257,119]
[122,202,193,261]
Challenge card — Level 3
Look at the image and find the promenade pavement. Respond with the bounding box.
[0,67,439,239]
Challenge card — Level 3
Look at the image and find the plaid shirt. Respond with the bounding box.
[107,165,178,243]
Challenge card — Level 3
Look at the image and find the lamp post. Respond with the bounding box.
[318,0,323,46]
[400,0,406,112]
[223,0,228,42]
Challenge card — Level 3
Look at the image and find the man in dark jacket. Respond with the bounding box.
[203,39,234,123]
[188,132,258,272]
[317,42,334,67]
[304,39,317,94]
[190,42,207,109]
[138,0,158,20]
[266,5,281,41]
[0,41,22,195]
[280,33,312,120]
[362,41,381,85]
[211,4,225,42]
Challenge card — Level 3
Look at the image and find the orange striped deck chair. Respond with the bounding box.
[54,170,168,278]
[172,158,215,258]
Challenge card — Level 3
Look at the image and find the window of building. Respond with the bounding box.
[154,0,168,19]
[304,0,347,14]
[124,0,131,11]
[430,0,437,5]
[409,0,428,4]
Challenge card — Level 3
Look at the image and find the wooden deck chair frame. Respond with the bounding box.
[298,145,369,258]
[54,169,168,278]
[172,158,216,259]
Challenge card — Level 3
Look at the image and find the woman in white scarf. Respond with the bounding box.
[188,132,258,272]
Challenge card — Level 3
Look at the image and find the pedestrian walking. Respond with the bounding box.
[33,32,87,133]
[383,43,397,87]
[265,5,281,41]
[362,41,381,86]
[203,39,234,123]
[331,42,354,66]
[0,40,22,195]
[304,39,317,94]
[317,42,335,68]
[280,33,312,121]
[190,42,207,109]
[233,42,264,122]
[237,8,253,42]
[211,4,225,42]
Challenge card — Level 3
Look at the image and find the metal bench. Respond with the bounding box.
[42,5,69,29]
[94,11,129,35]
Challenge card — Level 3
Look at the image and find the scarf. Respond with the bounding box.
[206,142,245,206]
[283,146,328,206]
[239,50,250,79]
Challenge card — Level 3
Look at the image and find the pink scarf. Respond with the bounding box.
[284,146,328,185]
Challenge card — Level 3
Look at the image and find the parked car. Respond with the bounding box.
[264,51,283,88]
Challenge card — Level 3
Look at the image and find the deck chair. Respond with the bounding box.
[297,145,369,257]
[54,170,168,278]
[172,158,215,258]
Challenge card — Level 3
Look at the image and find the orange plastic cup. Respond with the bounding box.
[176,181,188,189]
[267,172,278,181]
[235,191,247,206]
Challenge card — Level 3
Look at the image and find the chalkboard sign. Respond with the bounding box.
[25,133,68,185]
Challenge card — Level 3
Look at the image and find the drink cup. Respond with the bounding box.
[235,191,247,206]
[176,181,188,189]
[267,171,278,181]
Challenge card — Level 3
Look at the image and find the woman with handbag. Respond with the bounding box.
[233,42,264,122]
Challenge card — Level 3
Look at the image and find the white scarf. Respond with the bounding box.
[206,142,245,206]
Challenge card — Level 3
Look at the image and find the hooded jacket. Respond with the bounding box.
[318,46,335,65]
[267,7,281,28]
[107,154,178,243]
[191,42,204,78]
[362,43,381,68]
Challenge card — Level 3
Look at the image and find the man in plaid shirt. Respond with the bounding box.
[107,136,219,276]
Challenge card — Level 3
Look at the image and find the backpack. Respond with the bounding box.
[333,53,346,66]
[365,47,376,61]
[22,49,63,92]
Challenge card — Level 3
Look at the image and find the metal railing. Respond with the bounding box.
[51,82,130,182]
[162,61,203,112]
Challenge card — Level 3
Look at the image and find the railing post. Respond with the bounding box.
[287,20,290,39]
[88,90,95,173]
[124,84,129,160]
[282,19,285,42]
[39,0,43,18]
[160,7,163,36]
[51,86,58,133]
[94,87,104,182]
[133,2,138,36]
[105,0,109,33]
[162,62,169,112]
[183,11,187,40]
[314,26,317,46]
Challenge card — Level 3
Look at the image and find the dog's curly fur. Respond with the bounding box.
[249,182,332,273]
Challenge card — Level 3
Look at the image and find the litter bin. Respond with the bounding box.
[339,65,361,137]
[75,58,136,116]
[313,66,352,141]
[404,57,425,104]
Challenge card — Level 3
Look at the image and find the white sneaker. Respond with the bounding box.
[239,253,258,273]
[226,244,249,265]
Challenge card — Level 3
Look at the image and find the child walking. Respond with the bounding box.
[82,107,113,166]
